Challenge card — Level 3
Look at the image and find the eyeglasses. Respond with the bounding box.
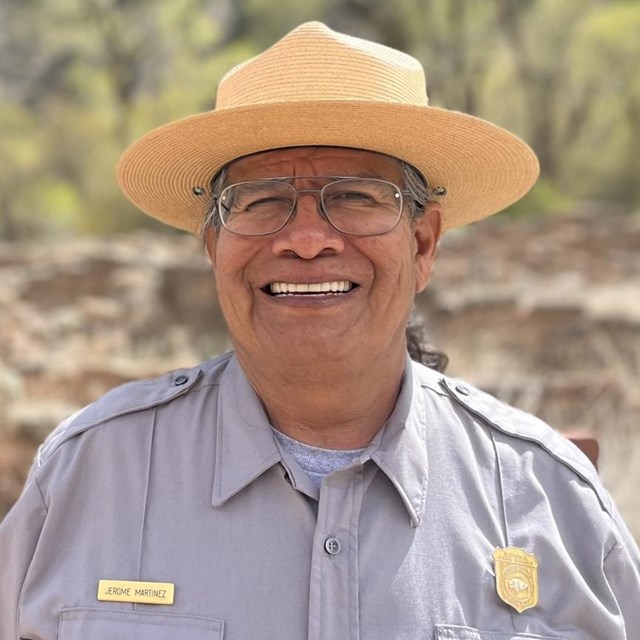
[213,176,409,237]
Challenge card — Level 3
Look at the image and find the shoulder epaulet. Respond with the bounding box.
[35,365,204,468]
[436,375,612,515]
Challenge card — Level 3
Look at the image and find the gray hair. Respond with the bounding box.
[200,158,431,242]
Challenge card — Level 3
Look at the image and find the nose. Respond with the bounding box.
[271,193,345,259]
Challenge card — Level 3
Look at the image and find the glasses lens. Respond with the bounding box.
[219,181,295,235]
[322,179,402,235]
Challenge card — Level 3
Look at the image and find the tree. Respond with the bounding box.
[565,2,640,204]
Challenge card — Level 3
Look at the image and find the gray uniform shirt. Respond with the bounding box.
[1,352,639,639]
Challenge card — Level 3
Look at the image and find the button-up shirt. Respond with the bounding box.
[1,352,638,639]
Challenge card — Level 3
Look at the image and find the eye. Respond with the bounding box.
[241,195,291,211]
[225,183,293,214]
[326,188,376,206]
[336,190,372,200]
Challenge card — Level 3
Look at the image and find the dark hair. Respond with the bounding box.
[406,319,448,373]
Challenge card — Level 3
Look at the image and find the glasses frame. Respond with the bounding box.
[212,176,411,237]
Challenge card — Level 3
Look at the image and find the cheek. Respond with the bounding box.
[211,251,232,294]
[210,246,250,317]
[211,238,252,285]
[368,236,416,288]
[369,245,417,303]
[210,239,271,325]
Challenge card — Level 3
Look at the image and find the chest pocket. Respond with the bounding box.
[435,625,564,640]
[59,608,224,639]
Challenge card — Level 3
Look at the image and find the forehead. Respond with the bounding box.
[226,146,403,182]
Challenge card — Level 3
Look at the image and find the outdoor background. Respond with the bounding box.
[0,0,639,540]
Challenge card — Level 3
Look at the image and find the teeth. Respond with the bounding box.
[269,281,353,295]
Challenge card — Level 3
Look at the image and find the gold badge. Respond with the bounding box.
[493,547,538,613]
[97,580,175,605]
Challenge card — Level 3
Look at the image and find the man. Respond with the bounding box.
[1,21,638,640]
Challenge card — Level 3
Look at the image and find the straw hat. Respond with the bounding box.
[117,22,539,234]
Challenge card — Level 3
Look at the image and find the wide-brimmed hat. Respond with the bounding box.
[117,22,539,234]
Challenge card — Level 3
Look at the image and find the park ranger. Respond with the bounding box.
[1,21,639,640]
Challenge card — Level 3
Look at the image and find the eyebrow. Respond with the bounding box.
[231,174,392,183]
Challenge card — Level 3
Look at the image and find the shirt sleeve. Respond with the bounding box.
[0,477,48,640]
[603,509,640,634]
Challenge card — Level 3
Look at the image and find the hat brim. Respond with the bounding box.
[117,101,539,234]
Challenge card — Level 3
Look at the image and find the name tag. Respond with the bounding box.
[97,580,175,605]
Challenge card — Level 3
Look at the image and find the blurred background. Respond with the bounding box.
[0,0,639,538]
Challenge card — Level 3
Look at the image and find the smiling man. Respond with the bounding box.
[1,22,638,640]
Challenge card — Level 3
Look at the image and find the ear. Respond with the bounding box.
[204,226,218,268]
[413,204,441,294]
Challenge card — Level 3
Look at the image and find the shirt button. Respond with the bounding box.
[174,374,189,386]
[324,537,341,555]
[455,384,470,396]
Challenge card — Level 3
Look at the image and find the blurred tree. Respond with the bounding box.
[490,0,599,178]
[0,107,41,239]
[0,0,234,236]
[565,2,640,205]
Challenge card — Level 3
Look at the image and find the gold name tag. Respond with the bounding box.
[97,580,175,605]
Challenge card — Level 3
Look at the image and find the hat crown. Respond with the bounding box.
[216,22,429,109]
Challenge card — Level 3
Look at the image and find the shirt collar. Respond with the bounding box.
[211,354,430,527]
[370,355,429,527]
[211,354,282,507]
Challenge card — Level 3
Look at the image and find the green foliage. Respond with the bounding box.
[1,0,639,239]
[0,106,44,238]
[564,3,640,204]
[503,178,575,218]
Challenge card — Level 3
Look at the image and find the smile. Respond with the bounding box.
[267,281,355,296]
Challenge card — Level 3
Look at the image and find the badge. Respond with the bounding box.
[492,547,538,613]
[97,580,175,605]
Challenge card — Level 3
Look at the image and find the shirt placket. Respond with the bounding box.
[308,464,365,640]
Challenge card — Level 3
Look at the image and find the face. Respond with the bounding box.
[205,147,441,365]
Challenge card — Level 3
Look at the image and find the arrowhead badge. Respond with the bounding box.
[493,547,539,613]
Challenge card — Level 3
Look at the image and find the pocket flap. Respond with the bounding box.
[435,625,564,640]
[60,608,223,639]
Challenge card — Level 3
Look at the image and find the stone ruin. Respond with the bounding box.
[0,208,639,539]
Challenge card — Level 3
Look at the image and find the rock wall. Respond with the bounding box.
[1,210,639,538]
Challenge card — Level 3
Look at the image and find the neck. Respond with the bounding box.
[235,343,407,449]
